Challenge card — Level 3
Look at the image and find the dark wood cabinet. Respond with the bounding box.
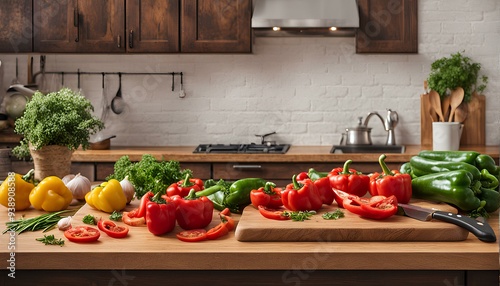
[126,0,180,53]
[0,0,33,53]
[181,0,251,53]
[34,0,125,53]
[356,0,418,53]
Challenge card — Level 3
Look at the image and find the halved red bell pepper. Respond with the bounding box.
[145,196,177,236]
[369,154,412,204]
[297,172,334,205]
[169,189,214,230]
[166,174,204,197]
[250,182,283,208]
[282,175,323,211]
[328,160,369,197]
[343,194,398,220]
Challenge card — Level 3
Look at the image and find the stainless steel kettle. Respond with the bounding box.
[340,117,373,145]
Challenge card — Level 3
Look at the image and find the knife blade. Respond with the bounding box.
[398,203,497,243]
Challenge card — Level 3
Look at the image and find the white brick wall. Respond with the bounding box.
[1,0,499,147]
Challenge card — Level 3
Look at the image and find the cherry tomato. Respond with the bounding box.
[122,210,146,226]
[64,226,100,243]
[98,219,129,238]
[206,223,229,240]
[257,205,290,220]
[176,229,207,242]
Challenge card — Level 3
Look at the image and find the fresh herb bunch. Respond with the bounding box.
[12,88,104,158]
[36,234,65,246]
[107,154,192,199]
[427,51,488,102]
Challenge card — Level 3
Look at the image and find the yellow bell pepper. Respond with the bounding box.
[0,170,36,211]
[85,179,126,213]
[29,176,73,212]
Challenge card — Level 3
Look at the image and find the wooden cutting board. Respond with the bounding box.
[235,200,469,242]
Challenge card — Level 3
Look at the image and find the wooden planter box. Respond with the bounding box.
[420,93,485,147]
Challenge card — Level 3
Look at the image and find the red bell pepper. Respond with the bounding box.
[343,194,398,220]
[328,160,370,197]
[369,154,412,204]
[296,171,310,181]
[250,182,283,208]
[166,174,204,197]
[297,172,334,205]
[145,196,177,236]
[282,175,323,211]
[169,189,214,230]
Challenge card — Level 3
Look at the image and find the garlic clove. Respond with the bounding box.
[62,174,76,185]
[120,176,135,204]
[57,216,72,231]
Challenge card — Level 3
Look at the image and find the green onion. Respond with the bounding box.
[3,209,75,234]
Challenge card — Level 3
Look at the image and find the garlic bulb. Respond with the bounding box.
[65,173,92,200]
[57,216,72,231]
[62,174,76,185]
[120,176,135,204]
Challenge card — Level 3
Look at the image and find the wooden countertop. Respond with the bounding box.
[71,145,500,163]
[1,200,498,272]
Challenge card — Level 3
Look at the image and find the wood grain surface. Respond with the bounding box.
[235,200,469,242]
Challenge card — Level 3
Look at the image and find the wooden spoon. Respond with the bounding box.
[454,102,468,123]
[429,90,444,122]
[448,87,464,122]
[441,95,451,121]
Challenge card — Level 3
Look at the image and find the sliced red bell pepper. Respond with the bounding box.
[328,160,370,197]
[145,196,177,236]
[282,175,323,211]
[250,182,283,208]
[343,194,398,220]
[98,219,129,238]
[169,189,214,230]
[134,191,154,218]
[258,205,291,220]
[369,154,412,204]
[166,174,204,197]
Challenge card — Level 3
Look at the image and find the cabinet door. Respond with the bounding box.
[34,0,78,52]
[356,0,418,53]
[0,0,32,53]
[76,0,124,52]
[181,0,251,53]
[126,0,179,53]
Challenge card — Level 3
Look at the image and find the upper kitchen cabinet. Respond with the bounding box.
[356,0,418,53]
[126,0,180,53]
[33,0,125,53]
[181,0,252,53]
[0,0,33,53]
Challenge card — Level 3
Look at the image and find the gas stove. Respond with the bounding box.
[193,143,291,154]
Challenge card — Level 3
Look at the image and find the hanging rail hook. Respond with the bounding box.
[171,73,175,91]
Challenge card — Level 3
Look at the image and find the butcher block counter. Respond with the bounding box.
[0,198,498,286]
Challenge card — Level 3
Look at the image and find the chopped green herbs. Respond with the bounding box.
[82,214,97,225]
[109,211,122,221]
[36,234,64,246]
[322,209,345,220]
[284,210,316,221]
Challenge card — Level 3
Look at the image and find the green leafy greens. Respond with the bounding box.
[106,154,191,199]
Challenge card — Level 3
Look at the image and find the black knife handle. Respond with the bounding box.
[432,211,497,242]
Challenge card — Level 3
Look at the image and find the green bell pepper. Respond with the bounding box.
[410,156,481,181]
[225,178,267,206]
[477,187,500,213]
[475,154,500,175]
[417,150,480,165]
[411,170,482,211]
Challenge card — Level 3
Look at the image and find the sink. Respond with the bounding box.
[330,145,406,154]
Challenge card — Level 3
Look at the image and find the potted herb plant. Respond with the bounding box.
[427,51,488,102]
[12,88,104,180]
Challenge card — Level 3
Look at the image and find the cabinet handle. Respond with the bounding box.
[232,165,262,169]
[129,30,134,48]
[73,8,79,42]
[117,35,121,48]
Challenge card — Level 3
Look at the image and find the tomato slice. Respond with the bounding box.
[206,223,229,240]
[98,219,129,238]
[176,229,207,242]
[258,205,290,220]
[64,226,100,243]
[122,210,146,226]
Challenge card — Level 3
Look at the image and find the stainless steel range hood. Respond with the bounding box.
[252,0,359,37]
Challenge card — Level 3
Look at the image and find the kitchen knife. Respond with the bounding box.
[398,203,497,243]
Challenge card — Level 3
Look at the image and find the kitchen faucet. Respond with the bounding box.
[363,109,399,145]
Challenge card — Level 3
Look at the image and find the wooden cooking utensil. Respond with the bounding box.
[448,87,464,122]
[454,102,468,123]
[429,90,444,122]
[441,95,451,121]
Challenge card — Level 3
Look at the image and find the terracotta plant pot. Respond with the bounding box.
[29,144,73,181]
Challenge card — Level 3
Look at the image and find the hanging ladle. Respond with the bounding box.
[111,72,125,114]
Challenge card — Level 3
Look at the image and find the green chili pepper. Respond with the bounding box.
[411,170,482,211]
[417,150,480,165]
[225,178,267,206]
[410,156,481,181]
[477,187,500,213]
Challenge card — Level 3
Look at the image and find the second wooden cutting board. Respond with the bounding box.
[235,200,469,242]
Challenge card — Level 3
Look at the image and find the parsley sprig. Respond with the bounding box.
[284,210,316,221]
[36,235,64,246]
[322,209,345,220]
